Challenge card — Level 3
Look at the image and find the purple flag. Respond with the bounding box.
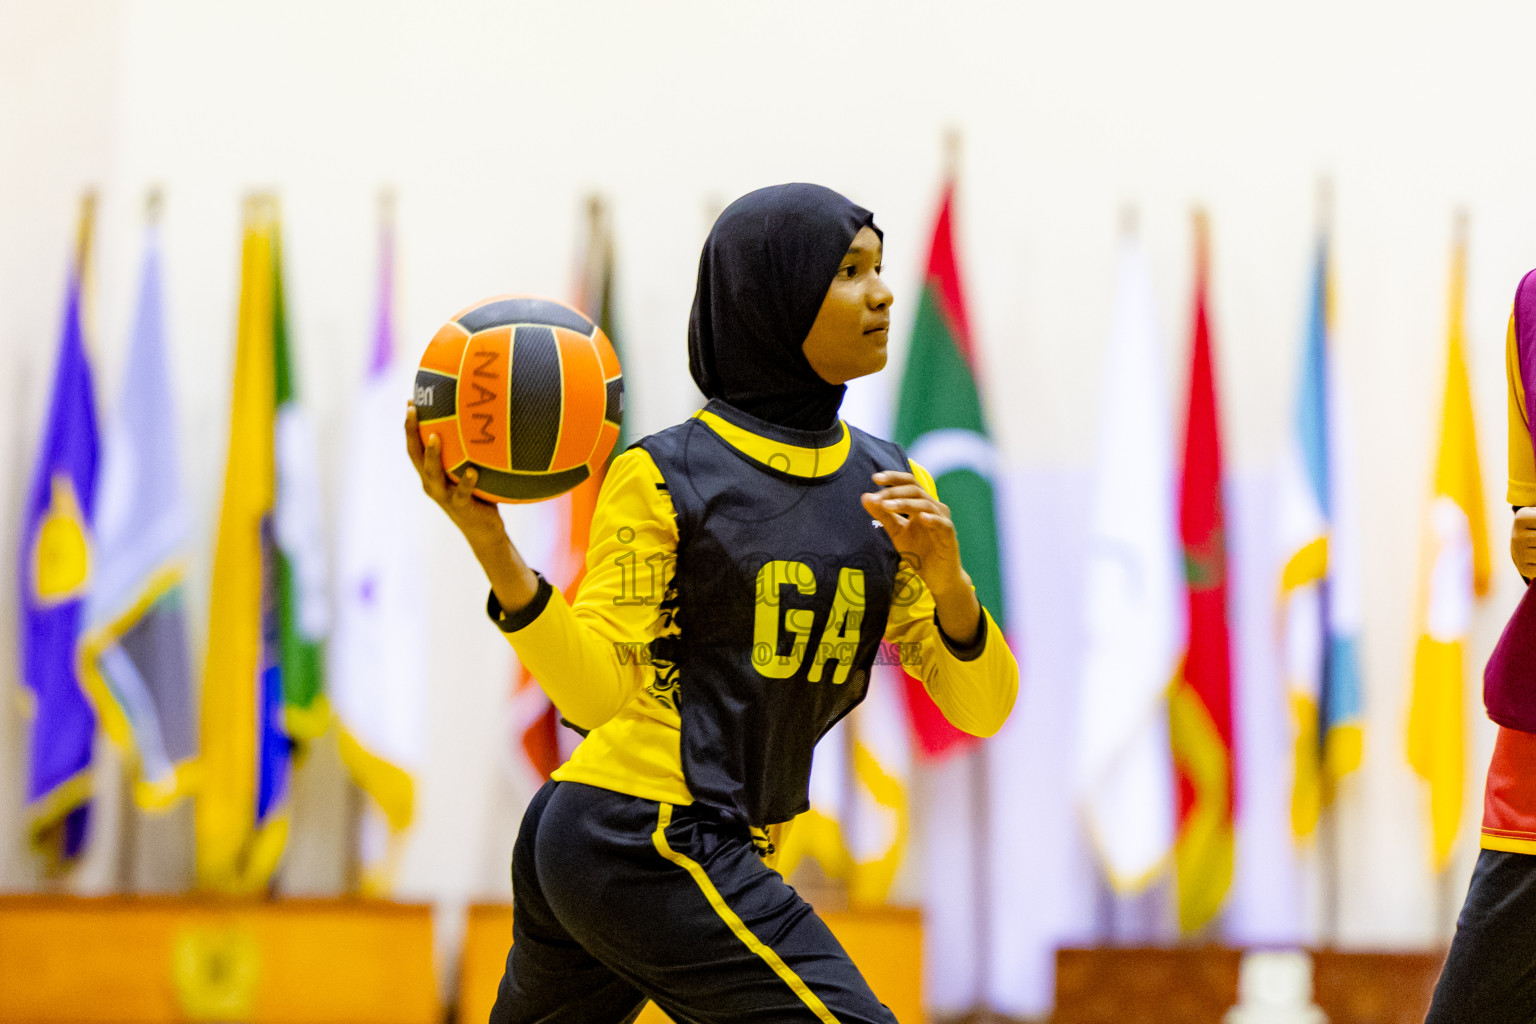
[19,245,102,864]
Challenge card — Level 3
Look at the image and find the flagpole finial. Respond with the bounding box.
[1192,206,1211,280]
[1119,202,1139,239]
[942,126,962,183]
[702,193,724,234]
[244,190,278,225]
[76,190,97,271]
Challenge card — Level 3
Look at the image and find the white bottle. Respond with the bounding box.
[1223,950,1328,1024]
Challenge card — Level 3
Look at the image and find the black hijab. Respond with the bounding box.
[688,183,882,431]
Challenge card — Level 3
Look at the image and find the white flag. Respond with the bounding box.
[775,371,917,900]
[331,217,427,893]
[1077,237,1182,891]
[842,366,915,906]
[80,222,198,812]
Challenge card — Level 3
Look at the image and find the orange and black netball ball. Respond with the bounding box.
[414,295,623,503]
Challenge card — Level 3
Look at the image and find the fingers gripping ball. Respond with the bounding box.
[414,295,623,503]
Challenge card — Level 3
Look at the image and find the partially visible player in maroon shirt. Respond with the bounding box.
[1427,268,1536,1024]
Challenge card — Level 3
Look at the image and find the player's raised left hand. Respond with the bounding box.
[862,470,983,645]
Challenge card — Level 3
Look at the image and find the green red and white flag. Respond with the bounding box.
[895,177,1009,1010]
[894,180,1009,758]
[1170,215,1237,934]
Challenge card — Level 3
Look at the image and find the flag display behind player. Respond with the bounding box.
[18,195,101,866]
[1407,224,1491,871]
[80,208,199,814]
[893,179,1007,759]
[1277,229,1365,841]
[332,199,428,892]
[1078,234,1181,893]
[510,198,629,785]
[1171,213,1237,934]
[198,198,327,894]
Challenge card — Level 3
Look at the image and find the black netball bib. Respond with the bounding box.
[638,399,909,826]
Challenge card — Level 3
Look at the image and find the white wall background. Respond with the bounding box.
[4,0,1536,1011]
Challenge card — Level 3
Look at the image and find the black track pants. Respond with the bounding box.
[1426,849,1536,1024]
[488,779,898,1024]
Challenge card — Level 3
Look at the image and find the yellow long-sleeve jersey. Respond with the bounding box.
[491,404,1018,853]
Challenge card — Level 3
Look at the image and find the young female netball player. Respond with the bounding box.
[405,183,1019,1023]
[1426,269,1536,1023]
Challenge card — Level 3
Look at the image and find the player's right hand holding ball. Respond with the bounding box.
[405,402,541,613]
[405,402,503,543]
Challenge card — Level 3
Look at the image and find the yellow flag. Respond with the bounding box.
[773,720,853,885]
[195,198,287,893]
[772,688,913,908]
[848,674,912,906]
[1406,226,1491,871]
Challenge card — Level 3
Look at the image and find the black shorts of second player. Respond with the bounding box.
[489,779,898,1024]
[1426,848,1536,1024]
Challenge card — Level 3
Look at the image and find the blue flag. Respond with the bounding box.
[81,222,198,812]
[1278,234,1365,840]
[19,220,102,864]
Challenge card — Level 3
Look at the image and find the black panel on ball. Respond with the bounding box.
[456,297,595,336]
[453,461,590,502]
[507,325,564,472]
[412,370,457,421]
[605,377,624,425]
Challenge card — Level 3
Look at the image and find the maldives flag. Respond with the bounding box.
[894,181,1008,758]
[1170,214,1237,933]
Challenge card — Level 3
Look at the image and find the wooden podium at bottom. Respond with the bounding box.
[0,895,439,1023]
[1054,946,1448,1024]
[458,904,924,1023]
